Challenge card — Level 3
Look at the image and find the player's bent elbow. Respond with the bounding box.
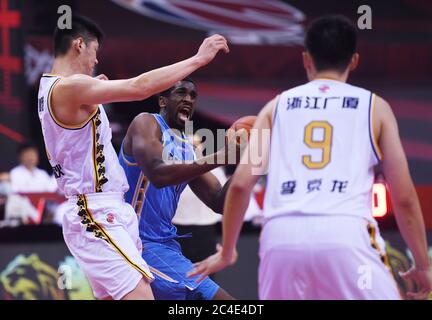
[152,182,166,189]
[394,197,417,212]
[392,193,419,216]
[230,182,246,194]
[148,174,173,189]
[210,201,223,214]
[148,176,165,189]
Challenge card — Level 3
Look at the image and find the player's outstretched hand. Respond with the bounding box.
[399,267,432,300]
[195,34,229,67]
[187,244,235,283]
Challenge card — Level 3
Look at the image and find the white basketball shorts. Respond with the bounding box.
[259,214,401,300]
[62,192,154,299]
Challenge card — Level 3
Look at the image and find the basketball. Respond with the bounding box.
[229,115,257,141]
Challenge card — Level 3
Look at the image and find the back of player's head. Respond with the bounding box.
[54,15,104,57]
[305,15,357,72]
[159,77,196,99]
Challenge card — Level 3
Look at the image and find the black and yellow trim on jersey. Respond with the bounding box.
[91,109,108,193]
[46,75,99,130]
[367,222,404,299]
[76,195,154,281]
[368,93,383,161]
[367,223,390,268]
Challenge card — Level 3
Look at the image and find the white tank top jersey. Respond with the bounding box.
[263,78,381,222]
[37,74,129,197]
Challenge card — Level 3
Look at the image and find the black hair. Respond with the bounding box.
[305,15,357,72]
[53,15,104,57]
[17,143,38,155]
[159,77,196,98]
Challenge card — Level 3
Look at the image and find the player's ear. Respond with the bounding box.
[302,51,312,71]
[72,37,85,54]
[158,96,167,108]
[349,53,359,72]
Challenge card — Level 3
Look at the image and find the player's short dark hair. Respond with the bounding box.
[305,15,357,72]
[17,142,38,156]
[53,15,104,57]
[159,77,196,98]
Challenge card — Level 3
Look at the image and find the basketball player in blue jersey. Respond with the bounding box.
[119,78,237,300]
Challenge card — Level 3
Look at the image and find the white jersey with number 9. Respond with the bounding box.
[263,78,381,221]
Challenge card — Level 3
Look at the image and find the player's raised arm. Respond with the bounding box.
[375,96,432,299]
[55,34,229,106]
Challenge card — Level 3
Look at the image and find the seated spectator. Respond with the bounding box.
[10,143,57,193]
[0,172,10,222]
[0,171,38,226]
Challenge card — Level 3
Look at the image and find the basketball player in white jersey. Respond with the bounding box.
[38,15,229,300]
[189,15,432,299]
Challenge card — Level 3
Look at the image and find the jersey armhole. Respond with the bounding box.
[47,77,99,130]
[368,93,383,161]
[120,141,138,167]
[271,94,281,127]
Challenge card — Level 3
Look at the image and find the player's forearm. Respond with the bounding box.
[221,182,252,260]
[393,196,430,270]
[149,153,223,188]
[130,56,203,100]
[211,178,232,214]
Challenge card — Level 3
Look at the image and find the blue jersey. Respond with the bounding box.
[119,113,196,242]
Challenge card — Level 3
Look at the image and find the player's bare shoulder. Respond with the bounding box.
[129,113,161,139]
[257,95,279,127]
[374,95,397,125]
[374,95,392,112]
[131,112,157,128]
[55,74,95,94]
[51,74,93,107]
